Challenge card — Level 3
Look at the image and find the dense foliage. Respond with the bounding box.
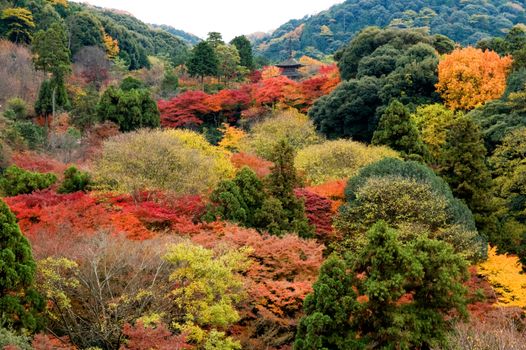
[253,0,525,61]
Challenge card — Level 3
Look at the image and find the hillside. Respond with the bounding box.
[151,24,202,45]
[253,0,526,61]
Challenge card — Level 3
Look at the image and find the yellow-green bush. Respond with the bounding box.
[94,129,234,196]
[295,139,399,185]
[240,109,323,160]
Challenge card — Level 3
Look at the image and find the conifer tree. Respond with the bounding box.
[230,35,254,70]
[258,139,314,238]
[372,100,428,160]
[295,221,468,349]
[437,116,498,239]
[187,41,219,84]
[0,199,43,332]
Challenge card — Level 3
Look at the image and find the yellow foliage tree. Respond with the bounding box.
[261,65,282,80]
[103,32,119,59]
[295,139,400,185]
[478,246,526,307]
[436,47,513,111]
[218,123,246,152]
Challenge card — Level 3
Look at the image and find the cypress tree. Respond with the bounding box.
[372,100,429,160]
[437,116,498,239]
[0,199,44,332]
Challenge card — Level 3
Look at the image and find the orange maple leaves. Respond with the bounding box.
[436,47,513,111]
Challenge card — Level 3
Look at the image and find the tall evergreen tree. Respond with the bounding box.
[187,41,218,84]
[437,116,498,240]
[258,139,314,238]
[230,35,254,70]
[372,100,428,160]
[295,221,469,349]
[0,199,44,332]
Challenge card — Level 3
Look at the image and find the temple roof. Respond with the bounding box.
[276,58,303,68]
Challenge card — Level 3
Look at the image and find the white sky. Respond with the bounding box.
[73,0,345,41]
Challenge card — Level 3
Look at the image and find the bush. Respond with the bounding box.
[3,97,28,120]
[0,328,31,350]
[13,121,45,149]
[58,167,91,194]
[94,129,234,197]
[240,109,322,160]
[295,139,399,185]
[0,165,57,196]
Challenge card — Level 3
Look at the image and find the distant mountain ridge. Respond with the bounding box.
[253,0,526,62]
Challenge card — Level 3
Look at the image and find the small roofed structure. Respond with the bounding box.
[276,57,304,80]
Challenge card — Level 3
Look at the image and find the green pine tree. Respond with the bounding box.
[0,199,44,332]
[372,100,429,160]
[230,35,254,70]
[259,139,314,238]
[437,116,498,240]
[187,41,219,84]
[295,221,469,349]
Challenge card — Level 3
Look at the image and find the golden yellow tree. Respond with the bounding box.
[218,123,246,152]
[436,47,512,111]
[478,246,526,307]
[103,32,119,59]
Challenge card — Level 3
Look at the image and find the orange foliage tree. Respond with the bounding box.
[436,47,512,111]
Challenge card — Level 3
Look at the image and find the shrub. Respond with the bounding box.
[295,139,399,185]
[94,129,234,197]
[240,109,322,160]
[58,166,91,194]
[3,97,28,120]
[0,165,57,196]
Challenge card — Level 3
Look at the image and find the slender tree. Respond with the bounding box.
[231,35,254,70]
[0,199,44,332]
[187,41,218,86]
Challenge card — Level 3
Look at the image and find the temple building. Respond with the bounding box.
[276,57,304,80]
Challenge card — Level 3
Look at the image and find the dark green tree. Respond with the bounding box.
[294,255,361,350]
[32,22,71,78]
[66,11,104,57]
[58,166,91,194]
[230,35,254,70]
[437,116,498,240]
[35,77,70,116]
[372,100,428,160]
[97,86,160,132]
[206,31,224,49]
[308,76,382,142]
[258,139,314,238]
[295,221,469,349]
[0,165,57,196]
[204,167,266,227]
[0,198,44,332]
[187,41,219,84]
[119,76,146,91]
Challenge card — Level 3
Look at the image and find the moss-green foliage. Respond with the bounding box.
[97,85,160,132]
[0,199,44,332]
[0,7,35,45]
[66,11,104,57]
[372,100,428,160]
[336,158,484,261]
[295,139,399,185]
[58,166,91,194]
[242,109,322,160]
[12,121,45,150]
[0,328,31,350]
[437,116,498,243]
[296,221,468,349]
[254,0,519,61]
[3,98,28,121]
[0,165,56,196]
[490,128,526,263]
[469,91,526,153]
